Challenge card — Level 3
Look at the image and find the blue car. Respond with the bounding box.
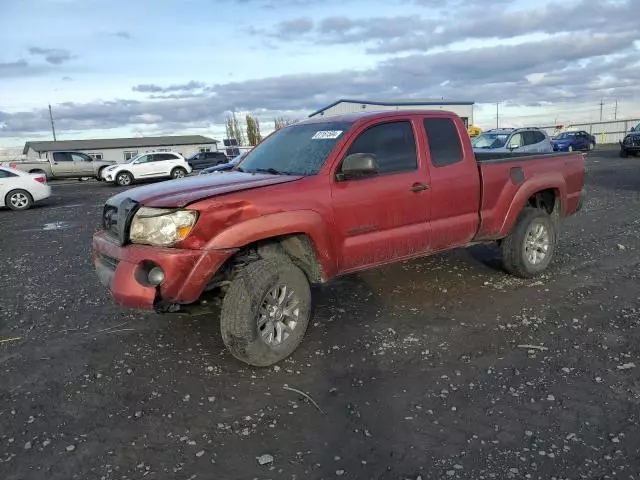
[199,151,248,175]
[551,131,595,152]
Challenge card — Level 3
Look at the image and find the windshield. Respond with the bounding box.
[125,153,143,163]
[238,121,353,175]
[471,133,510,149]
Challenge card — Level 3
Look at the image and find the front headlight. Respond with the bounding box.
[129,207,198,246]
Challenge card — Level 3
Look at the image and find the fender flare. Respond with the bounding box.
[496,174,566,238]
[206,210,338,279]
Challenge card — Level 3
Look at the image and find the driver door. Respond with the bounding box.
[132,154,157,177]
[507,133,524,152]
[330,119,432,273]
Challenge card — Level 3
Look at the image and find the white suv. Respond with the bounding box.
[101,152,192,186]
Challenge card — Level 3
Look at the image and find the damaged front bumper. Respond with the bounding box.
[92,232,235,311]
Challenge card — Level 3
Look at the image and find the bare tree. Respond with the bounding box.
[273,117,298,130]
[225,111,247,145]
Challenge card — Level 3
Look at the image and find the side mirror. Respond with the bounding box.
[337,153,378,181]
[509,144,520,150]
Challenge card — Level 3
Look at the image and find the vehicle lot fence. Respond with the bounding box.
[539,118,640,145]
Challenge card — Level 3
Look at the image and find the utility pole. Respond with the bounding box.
[599,99,604,122]
[614,99,618,120]
[48,104,57,141]
[495,102,500,129]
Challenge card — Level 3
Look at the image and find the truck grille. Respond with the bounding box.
[102,198,139,245]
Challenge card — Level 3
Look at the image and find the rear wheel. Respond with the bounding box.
[588,142,594,151]
[115,171,133,186]
[5,189,33,211]
[171,167,187,179]
[220,257,311,366]
[501,208,556,278]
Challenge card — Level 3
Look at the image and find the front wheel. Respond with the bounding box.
[6,189,34,211]
[620,149,629,158]
[501,208,557,278]
[567,145,573,152]
[171,167,187,179]
[220,258,311,367]
[115,171,133,186]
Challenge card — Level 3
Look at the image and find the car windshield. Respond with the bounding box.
[471,133,510,149]
[125,154,143,163]
[237,121,353,176]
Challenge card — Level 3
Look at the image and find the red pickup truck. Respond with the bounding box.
[93,110,585,366]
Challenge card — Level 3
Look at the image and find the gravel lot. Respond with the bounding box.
[1,149,639,480]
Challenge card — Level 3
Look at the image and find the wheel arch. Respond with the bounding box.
[206,211,338,283]
[497,182,564,239]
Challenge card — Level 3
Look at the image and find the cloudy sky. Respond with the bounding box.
[0,0,638,147]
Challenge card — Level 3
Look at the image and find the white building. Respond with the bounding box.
[22,135,219,163]
[308,99,475,128]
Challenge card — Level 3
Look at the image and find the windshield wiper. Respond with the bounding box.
[252,167,297,176]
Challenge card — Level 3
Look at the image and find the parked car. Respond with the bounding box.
[101,151,192,186]
[0,166,51,211]
[550,130,595,152]
[92,110,585,367]
[619,125,640,157]
[199,151,249,175]
[186,151,229,170]
[6,151,115,180]
[472,128,553,153]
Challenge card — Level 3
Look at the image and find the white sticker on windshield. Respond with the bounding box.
[312,130,343,140]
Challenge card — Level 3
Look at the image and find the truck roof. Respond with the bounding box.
[299,109,460,125]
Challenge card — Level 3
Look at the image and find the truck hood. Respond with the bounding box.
[105,171,303,208]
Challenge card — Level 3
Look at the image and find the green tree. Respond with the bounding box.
[246,114,262,146]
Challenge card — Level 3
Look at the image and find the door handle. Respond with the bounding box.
[410,183,430,192]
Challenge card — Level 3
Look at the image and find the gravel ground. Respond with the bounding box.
[1,149,639,480]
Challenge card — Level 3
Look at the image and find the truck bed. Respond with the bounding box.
[473,150,585,240]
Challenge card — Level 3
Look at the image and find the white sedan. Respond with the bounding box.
[0,166,51,210]
[101,151,192,186]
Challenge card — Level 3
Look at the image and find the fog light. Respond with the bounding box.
[147,266,165,286]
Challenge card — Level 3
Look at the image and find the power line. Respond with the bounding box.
[48,104,57,141]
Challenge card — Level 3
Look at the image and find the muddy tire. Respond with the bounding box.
[220,257,311,367]
[501,208,556,278]
[6,189,33,211]
[116,171,133,186]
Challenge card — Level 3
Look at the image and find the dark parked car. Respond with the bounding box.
[620,123,640,157]
[186,151,229,170]
[550,130,595,152]
[199,151,248,175]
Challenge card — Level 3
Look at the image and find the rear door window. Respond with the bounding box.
[423,118,463,167]
[0,169,18,178]
[53,152,72,162]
